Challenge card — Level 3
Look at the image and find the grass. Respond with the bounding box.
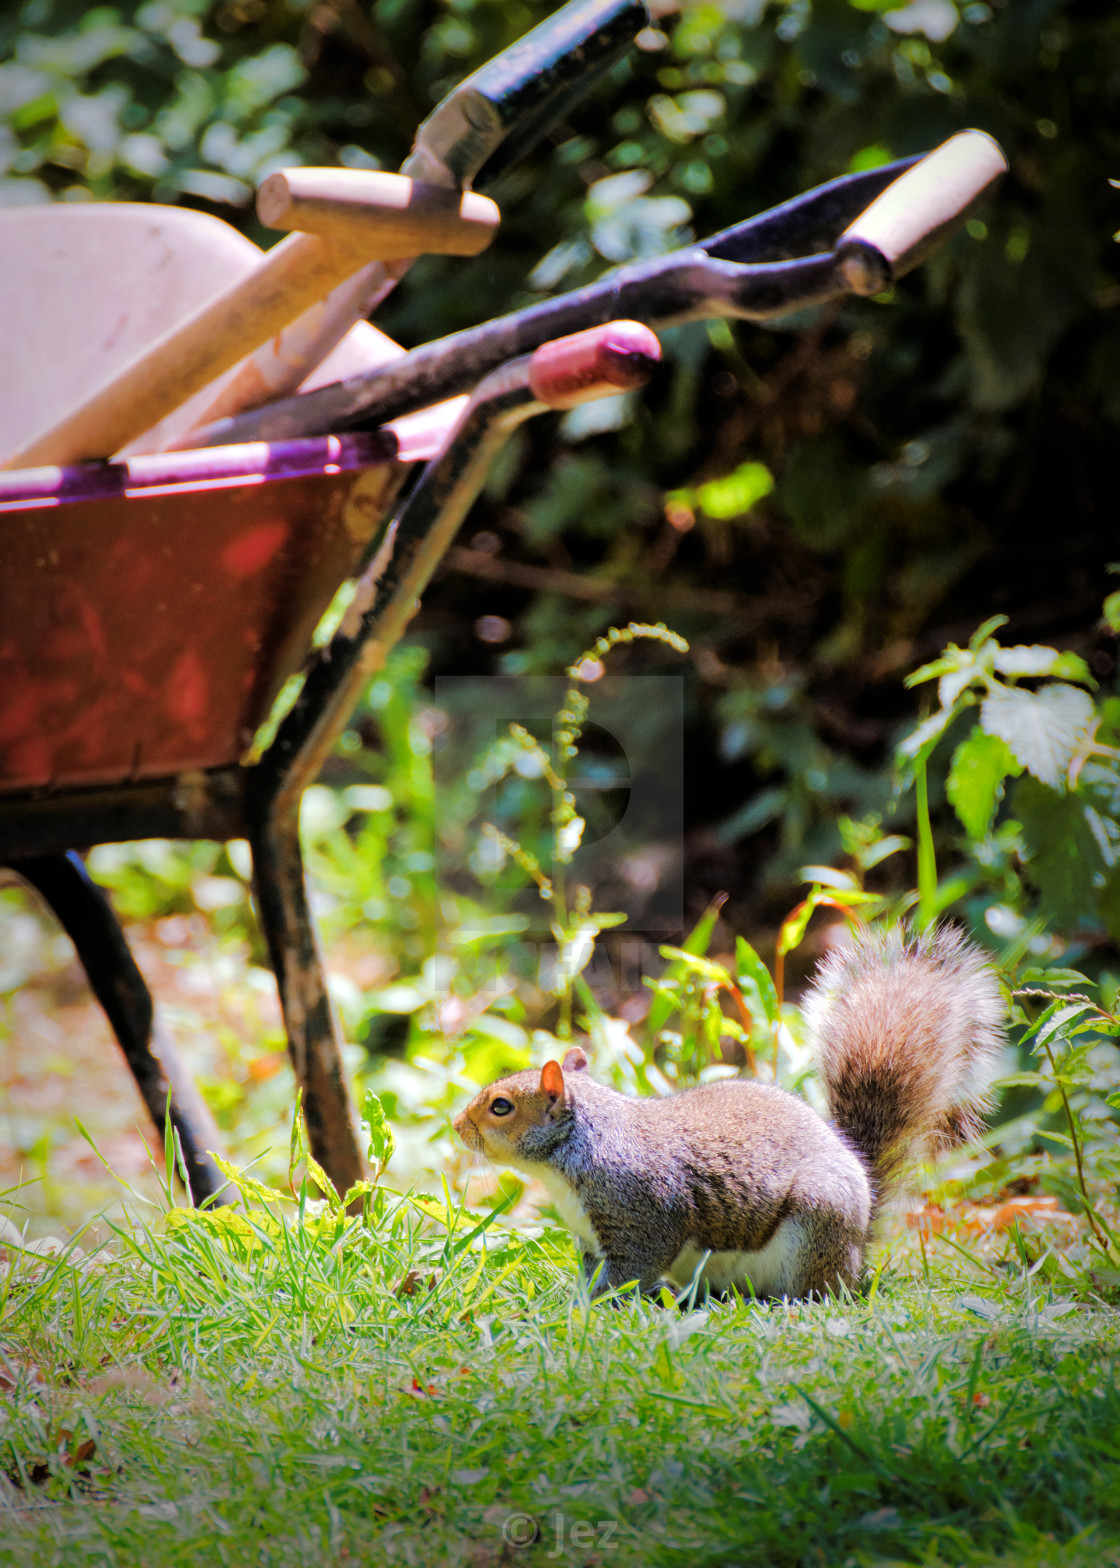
[2,1184,1119,1568]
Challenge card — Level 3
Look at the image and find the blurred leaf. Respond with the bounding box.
[668,460,775,521]
[209,1153,289,1209]
[946,727,1021,840]
[682,900,723,958]
[340,1180,377,1207]
[735,937,779,1028]
[305,1152,342,1213]
[360,1090,396,1179]
[657,947,730,984]
[981,684,1095,788]
[776,887,875,959]
[1014,777,1107,928]
[778,439,870,550]
[957,214,1093,412]
[859,834,912,870]
[799,865,860,890]
[289,1090,306,1197]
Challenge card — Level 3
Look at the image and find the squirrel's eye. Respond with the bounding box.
[490,1097,515,1117]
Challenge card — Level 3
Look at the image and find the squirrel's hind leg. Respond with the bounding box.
[785,1212,865,1300]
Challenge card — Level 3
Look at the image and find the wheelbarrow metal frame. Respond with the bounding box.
[0,327,661,1206]
[186,156,927,451]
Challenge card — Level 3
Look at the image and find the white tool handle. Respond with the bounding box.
[836,130,1008,296]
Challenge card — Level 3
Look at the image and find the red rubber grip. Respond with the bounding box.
[527,320,661,410]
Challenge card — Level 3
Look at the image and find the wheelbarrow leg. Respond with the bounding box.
[246,809,364,1198]
[9,852,229,1207]
[247,325,661,1200]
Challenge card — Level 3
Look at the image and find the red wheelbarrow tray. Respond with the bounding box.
[0,424,443,794]
[0,304,474,1212]
[0,280,660,1212]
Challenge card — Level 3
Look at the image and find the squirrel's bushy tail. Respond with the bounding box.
[804,925,1005,1217]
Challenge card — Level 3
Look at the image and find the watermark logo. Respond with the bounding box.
[433,674,684,939]
[499,1510,619,1555]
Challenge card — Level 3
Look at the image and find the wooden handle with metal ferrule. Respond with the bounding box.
[527,320,661,410]
[257,169,500,257]
[835,130,1008,296]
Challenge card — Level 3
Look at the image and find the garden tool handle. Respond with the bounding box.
[409,0,651,191]
[527,319,660,408]
[161,0,650,447]
[835,130,1007,296]
[1,182,500,471]
[256,169,499,256]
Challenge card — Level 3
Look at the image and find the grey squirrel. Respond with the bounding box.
[453,925,1005,1300]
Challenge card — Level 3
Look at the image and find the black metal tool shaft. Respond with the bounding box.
[188,158,917,452]
[411,0,650,190]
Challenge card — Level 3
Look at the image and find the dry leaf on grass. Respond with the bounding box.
[394,1269,440,1298]
[907,1195,1076,1237]
[8,1430,97,1489]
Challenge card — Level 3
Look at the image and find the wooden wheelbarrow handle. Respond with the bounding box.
[2,173,499,472]
[836,130,1007,295]
[256,169,498,254]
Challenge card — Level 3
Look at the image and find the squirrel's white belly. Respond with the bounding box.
[667,1217,803,1298]
[519,1160,602,1255]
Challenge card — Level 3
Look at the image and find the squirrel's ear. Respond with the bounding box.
[539,1059,565,1101]
[561,1046,589,1073]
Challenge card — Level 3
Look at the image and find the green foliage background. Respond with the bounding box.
[5,23,1120,1562]
[5,0,1120,1233]
[3,0,1118,922]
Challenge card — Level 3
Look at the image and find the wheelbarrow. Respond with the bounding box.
[0,0,1007,1206]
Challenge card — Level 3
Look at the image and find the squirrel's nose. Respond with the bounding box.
[452,1109,474,1147]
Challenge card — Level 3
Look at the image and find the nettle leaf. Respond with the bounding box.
[980,683,1095,788]
[938,661,981,711]
[969,614,1010,650]
[992,644,1063,678]
[897,704,956,763]
[209,1153,289,1208]
[735,937,779,1027]
[905,647,970,690]
[1033,1002,1098,1050]
[1013,776,1106,928]
[946,727,1021,840]
[991,645,1094,686]
[1052,652,1095,686]
[305,1151,343,1212]
[361,1089,396,1176]
[1018,967,1091,989]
